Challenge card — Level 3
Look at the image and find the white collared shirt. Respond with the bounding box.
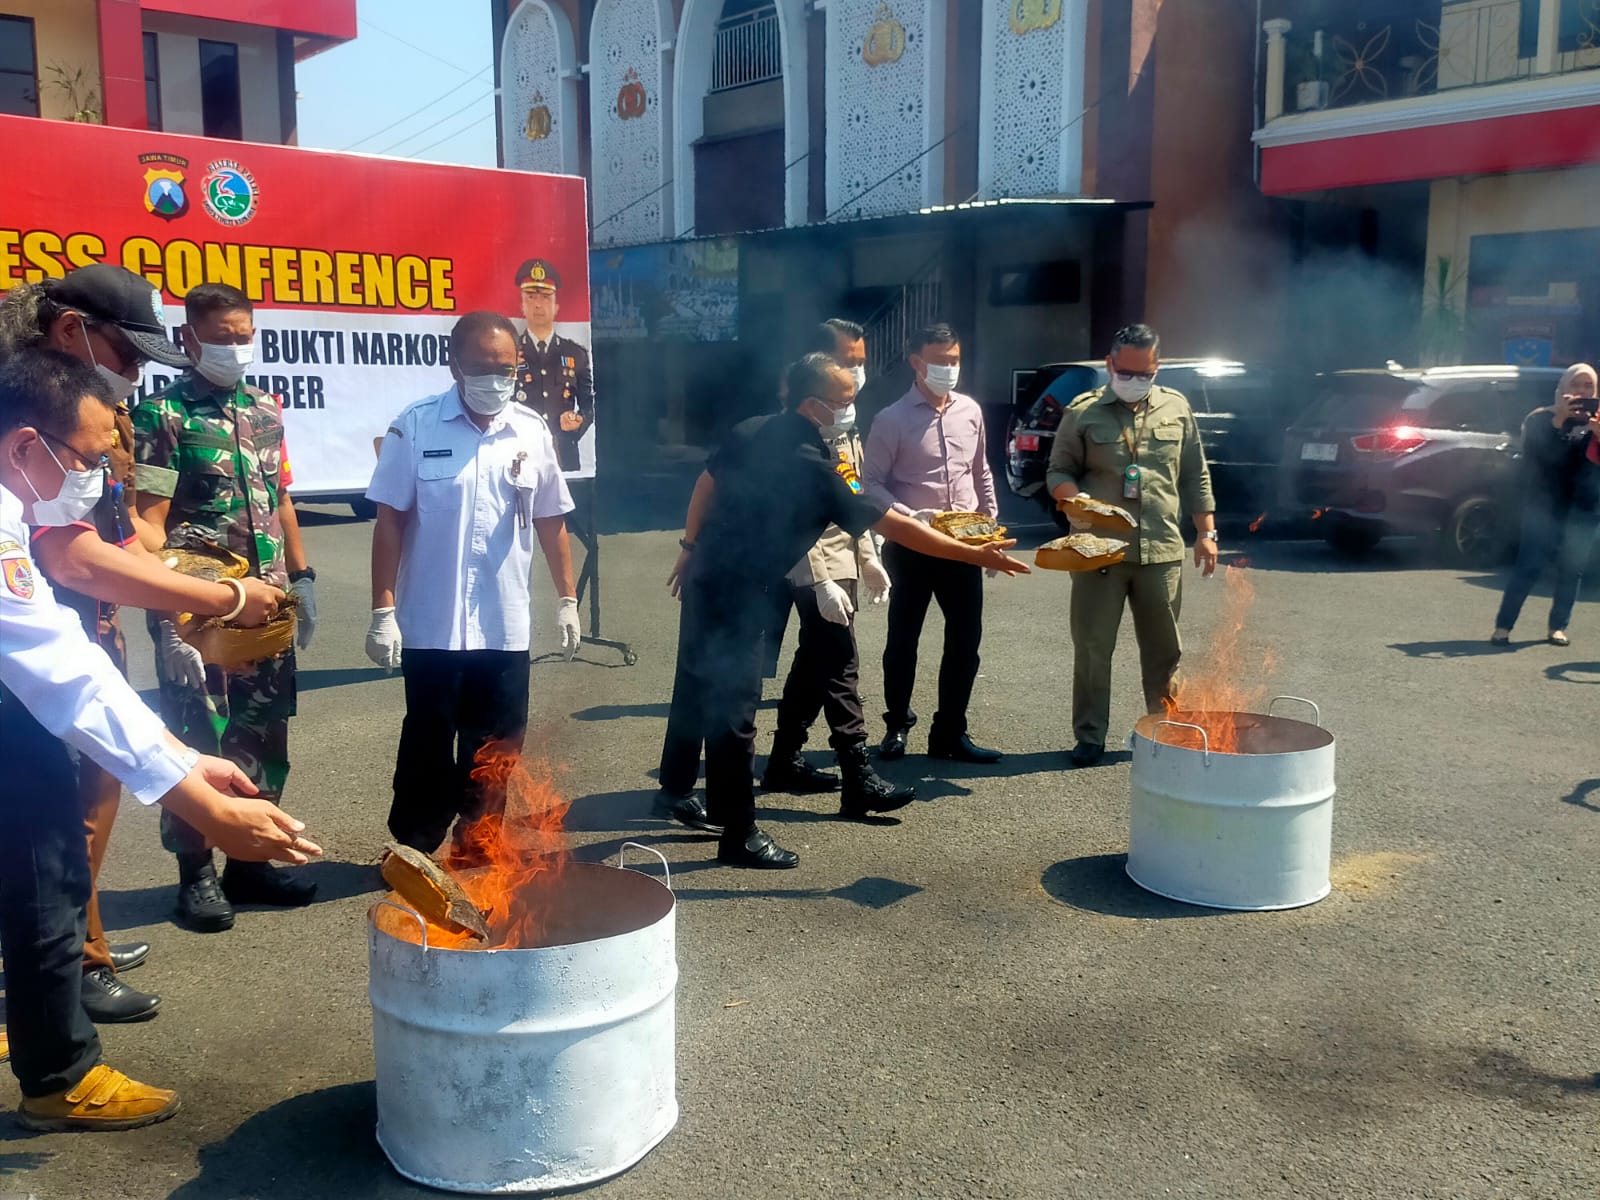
[0,485,190,806]
[367,387,573,652]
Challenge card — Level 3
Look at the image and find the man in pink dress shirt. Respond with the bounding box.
[862,323,1004,764]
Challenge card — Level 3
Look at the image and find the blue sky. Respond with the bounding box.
[296,0,499,167]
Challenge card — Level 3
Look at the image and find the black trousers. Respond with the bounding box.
[774,580,867,752]
[390,649,530,854]
[657,583,788,796]
[881,542,984,734]
[676,575,767,844]
[0,687,101,1098]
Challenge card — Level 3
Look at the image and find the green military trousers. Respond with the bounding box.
[1069,560,1183,747]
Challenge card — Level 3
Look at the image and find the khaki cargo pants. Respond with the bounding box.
[1069,560,1183,747]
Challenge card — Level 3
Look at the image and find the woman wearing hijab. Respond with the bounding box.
[1492,363,1600,646]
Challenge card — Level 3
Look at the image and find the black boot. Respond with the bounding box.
[837,742,915,819]
[175,854,234,933]
[761,736,839,793]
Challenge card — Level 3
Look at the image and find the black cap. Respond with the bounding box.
[514,258,560,293]
[45,264,190,368]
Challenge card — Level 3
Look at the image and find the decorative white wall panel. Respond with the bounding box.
[674,0,809,235]
[825,0,947,219]
[978,0,1089,198]
[502,1,578,175]
[590,0,675,245]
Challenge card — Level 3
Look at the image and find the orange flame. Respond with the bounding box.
[427,744,572,950]
[1158,564,1273,755]
[1249,512,1267,534]
[1310,507,1326,520]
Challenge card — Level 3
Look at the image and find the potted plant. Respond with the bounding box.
[44,62,101,123]
[1292,31,1330,111]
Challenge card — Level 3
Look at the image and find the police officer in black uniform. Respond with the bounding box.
[662,353,1030,869]
[512,259,592,473]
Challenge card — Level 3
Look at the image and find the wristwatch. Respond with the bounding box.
[289,567,317,583]
[1201,531,1220,543]
[679,539,695,552]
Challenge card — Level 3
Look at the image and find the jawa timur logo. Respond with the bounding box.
[201,159,259,227]
[139,152,190,221]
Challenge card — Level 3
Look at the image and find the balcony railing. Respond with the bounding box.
[710,5,782,93]
[1263,0,1600,121]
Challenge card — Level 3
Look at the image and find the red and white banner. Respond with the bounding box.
[0,115,593,490]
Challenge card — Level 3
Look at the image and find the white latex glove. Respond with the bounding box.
[814,579,855,626]
[157,620,207,691]
[288,576,317,650]
[860,558,892,605]
[909,508,941,524]
[557,596,581,661]
[365,606,402,671]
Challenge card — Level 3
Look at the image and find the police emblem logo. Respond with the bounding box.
[531,264,546,282]
[834,460,863,494]
[139,152,190,221]
[3,556,35,599]
[201,160,260,227]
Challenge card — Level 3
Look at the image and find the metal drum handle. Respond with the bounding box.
[616,841,673,891]
[373,898,430,952]
[1267,695,1321,727]
[1151,719,1211,766]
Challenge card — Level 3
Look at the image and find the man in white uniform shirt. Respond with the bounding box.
[0,349,318,1131]
[365,311,579,856]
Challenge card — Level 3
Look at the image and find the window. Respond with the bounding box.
[199,39,241,140]
[710,1,782,93]
[0,15,38,118]
[143,32,161,130]
[988,261,1081,307]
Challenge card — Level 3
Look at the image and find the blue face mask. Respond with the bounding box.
[460,373,515,415]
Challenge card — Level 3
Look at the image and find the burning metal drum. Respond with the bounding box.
[1126,697,1335,911]
[368,844,677,1194]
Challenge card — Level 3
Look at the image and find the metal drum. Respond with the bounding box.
[1126,697,1335,911]
[368,845,678,1194]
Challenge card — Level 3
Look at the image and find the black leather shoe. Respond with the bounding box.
[651,788,723,833]
[716,829,799,869]
[221,861,318,908]
[1070,741,1106,768]
[761,750,839,793]
[81,967,160,1024]
[878,726,911,760]
[175,865,235,932]
[107,942,150,973]
[928,731,1003,764]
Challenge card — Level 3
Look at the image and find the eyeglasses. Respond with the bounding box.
[40,429,109,473]
[83,318,148,375]
[1111,369,1158,382]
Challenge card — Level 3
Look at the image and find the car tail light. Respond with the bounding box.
[1350,426,1428,455]
[1014,433,1040,452]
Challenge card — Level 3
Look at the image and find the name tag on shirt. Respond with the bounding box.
[422,448,453,459]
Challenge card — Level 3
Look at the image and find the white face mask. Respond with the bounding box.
[195,341,254,388]
[460,373,515,415]
[849,366,866,392]
[821,402,857,438]
[1110,374,1154,405]
[78,324,137,403]
[24,437,104,527]
[922,362,959,397]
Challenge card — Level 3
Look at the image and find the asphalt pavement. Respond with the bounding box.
[3,507,1598,1200]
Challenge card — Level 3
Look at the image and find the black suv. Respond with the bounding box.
[1005,359,1305,526]
[1276,366,1564,565]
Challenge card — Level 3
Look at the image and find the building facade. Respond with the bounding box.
[0,0,354,142]
[1254,0,1600,368]
[494,0,1276,474]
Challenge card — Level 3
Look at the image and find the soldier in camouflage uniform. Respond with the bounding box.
[133,283,319,931]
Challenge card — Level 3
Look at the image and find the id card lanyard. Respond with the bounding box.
[1118,397,1151,500]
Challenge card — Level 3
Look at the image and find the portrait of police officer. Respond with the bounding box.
[512,258,593,474]
[1047,324,1218,768]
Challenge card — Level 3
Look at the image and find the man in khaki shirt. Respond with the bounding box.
[762,320,915,819]
[1048,324,1218,766]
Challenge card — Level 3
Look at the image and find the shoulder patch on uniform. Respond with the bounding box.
[3,556,35,599]
[386,426,404,439]
[0,539,21,556]
[834,460,863,494]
